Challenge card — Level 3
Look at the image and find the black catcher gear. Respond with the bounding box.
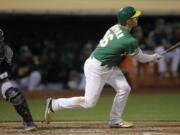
[5,87,34,123]
[0,29,4,43]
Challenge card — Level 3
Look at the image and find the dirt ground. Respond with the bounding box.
[1,121,180,135]
[1,89,180,135]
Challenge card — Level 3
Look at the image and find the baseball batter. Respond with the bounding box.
[45,6,161,128]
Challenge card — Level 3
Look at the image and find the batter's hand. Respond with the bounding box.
[153,53,162,62]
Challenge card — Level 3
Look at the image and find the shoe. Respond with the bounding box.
[24,122,37,131]
[109,121,133,128]
[44,98,54,124]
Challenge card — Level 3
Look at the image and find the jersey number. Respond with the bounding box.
[99,31,113,47]
[99,27,124,47]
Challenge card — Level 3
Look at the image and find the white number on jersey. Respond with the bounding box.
[99,30,113,47]
[111,25,124,39]
[99,25,124,47]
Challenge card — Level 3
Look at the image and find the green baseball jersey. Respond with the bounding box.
[93,24,139,67]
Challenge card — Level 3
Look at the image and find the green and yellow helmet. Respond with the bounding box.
[117,6,141,25]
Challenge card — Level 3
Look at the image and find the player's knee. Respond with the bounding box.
[1,82,25,105]
[28,71,41,90]
[30,71,41,81]
[5,87,25,105]
[84,98,97,109]
[1,81,13,99]
[122,84,131,94]
[125,85,131,93]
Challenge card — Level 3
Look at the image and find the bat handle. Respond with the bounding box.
[160,51,167,56]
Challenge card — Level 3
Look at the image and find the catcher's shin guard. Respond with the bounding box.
[5,87,37,130]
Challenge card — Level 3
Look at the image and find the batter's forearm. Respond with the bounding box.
[133,48,156,63]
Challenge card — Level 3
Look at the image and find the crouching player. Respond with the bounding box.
[0,29,37,131]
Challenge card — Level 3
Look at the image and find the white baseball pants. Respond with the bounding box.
[52,56,131,124]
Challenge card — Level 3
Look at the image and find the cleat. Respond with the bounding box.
[109,121,134,128]
[24,122,37,131]
[44,98,54,124]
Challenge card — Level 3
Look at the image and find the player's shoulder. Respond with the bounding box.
[109,24,128,34]
[4,45,13,63]
[123,33,138,45]
[4,45,13,55]
[128,36,138,44]
[120,26,135,40]
[108,24,138,44]
[109,24,120,29]
[4,45,12,50]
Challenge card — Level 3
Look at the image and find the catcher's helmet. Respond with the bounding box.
[117,6,141,25]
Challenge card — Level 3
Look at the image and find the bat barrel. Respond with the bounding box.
[160,41,180,56]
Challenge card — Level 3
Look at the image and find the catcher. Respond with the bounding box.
[0,29,37,131]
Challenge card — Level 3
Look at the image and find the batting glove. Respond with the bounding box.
[153,53,162,62]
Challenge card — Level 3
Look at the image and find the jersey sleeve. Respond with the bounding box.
[0,61,12,81]
[128,38,139,56]
[0,46,13,81]
[4,45,13,64]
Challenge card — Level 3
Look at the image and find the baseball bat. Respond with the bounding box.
[160,41,180,56]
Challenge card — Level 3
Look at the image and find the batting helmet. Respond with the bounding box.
[117,6,141,25]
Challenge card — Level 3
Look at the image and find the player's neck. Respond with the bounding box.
[124,25,132,32]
